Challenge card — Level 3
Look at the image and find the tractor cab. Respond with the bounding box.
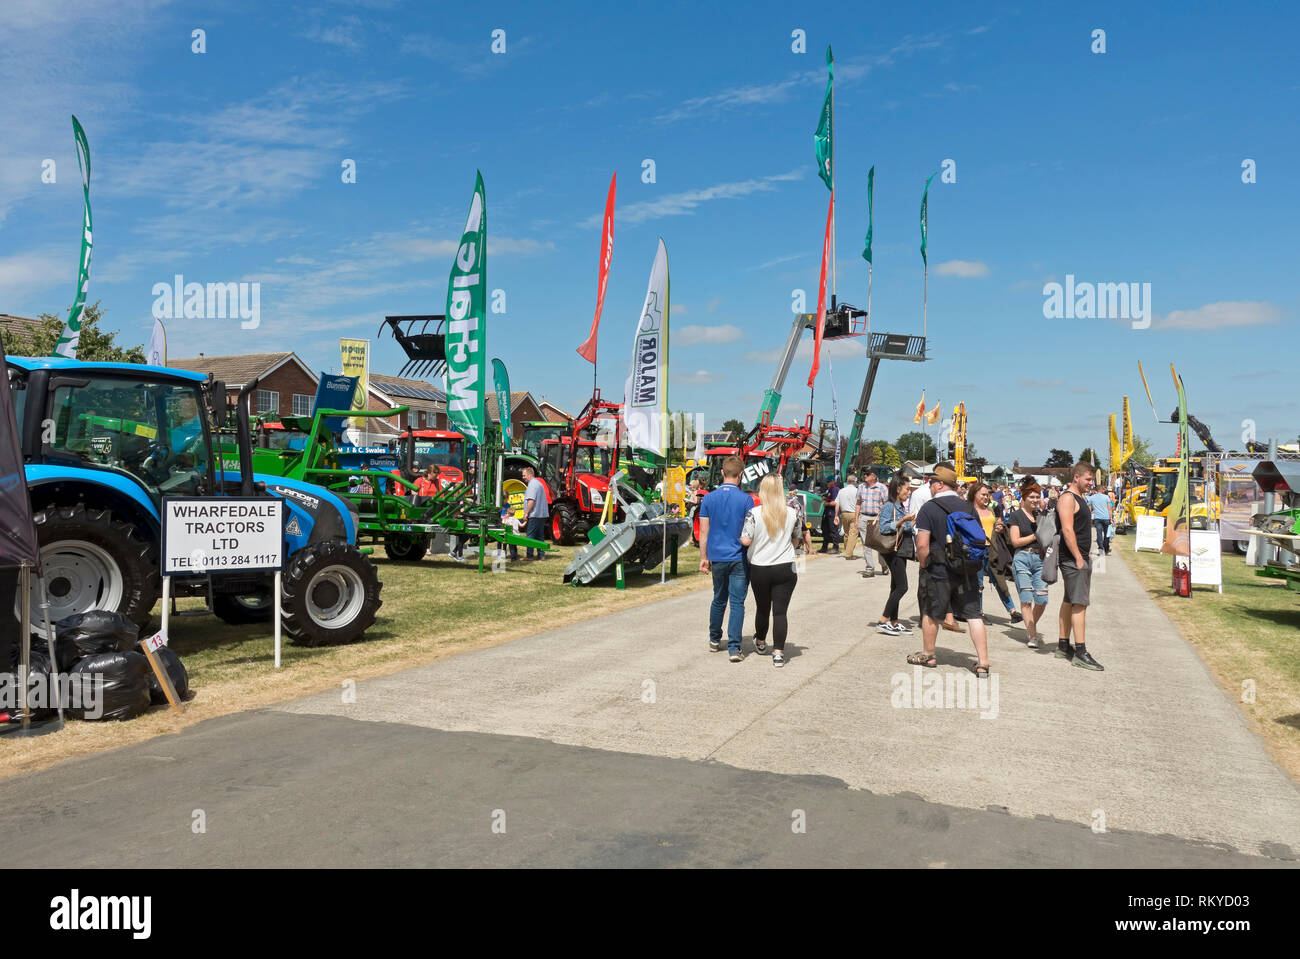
[398,428,465,488]
[519,421,570,463]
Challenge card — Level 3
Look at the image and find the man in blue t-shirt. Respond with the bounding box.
[1087,488,1112,555]
[521,465,550,560]
[698,455,752,661]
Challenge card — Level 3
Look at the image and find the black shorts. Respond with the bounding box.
[918,567,982,622]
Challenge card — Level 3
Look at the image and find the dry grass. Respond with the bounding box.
[0,543,712,779]
[1120,538,1300,782]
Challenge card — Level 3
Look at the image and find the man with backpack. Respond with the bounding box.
[1055,461,1104,671]
[906,463,991,678]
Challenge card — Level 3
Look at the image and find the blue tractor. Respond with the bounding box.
[7,357,382,647]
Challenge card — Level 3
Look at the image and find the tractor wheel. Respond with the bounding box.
[383,533,428,562]
[550,501,579,546]
[31,504,159,629]
[212,591,273,625]
[281,541,383,647]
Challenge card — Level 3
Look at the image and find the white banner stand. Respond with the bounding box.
[1189,530,1223,594]
[1134,515,1165,552]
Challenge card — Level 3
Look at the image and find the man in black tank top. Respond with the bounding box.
[1056,461,1103,671]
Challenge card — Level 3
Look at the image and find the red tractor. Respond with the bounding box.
[397,428,466,489]
[690,413,814,544]
[533,390,623,545]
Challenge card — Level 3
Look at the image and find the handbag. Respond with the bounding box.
[861,517,897,553]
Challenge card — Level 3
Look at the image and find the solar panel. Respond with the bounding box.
[383,383,445,402]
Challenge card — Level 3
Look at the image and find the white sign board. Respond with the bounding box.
[1189,530,1222,587]
[1134,515,1165,552]
[162,497,285,575]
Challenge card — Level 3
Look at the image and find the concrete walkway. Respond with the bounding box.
[271,547,1300,860]
[1,547,1296,867]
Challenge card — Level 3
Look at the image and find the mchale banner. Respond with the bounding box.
[445,172,487,445]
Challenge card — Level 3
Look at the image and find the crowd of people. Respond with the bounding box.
[695,455,1115,676]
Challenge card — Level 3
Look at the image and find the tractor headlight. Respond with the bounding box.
[589,489,604,506]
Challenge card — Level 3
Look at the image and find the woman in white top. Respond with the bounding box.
[740,473,801,667]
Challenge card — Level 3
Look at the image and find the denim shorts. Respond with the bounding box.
[1012,550,1048,605]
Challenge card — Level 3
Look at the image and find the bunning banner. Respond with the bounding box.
[576,172,616,365]
[444,171,487,445]
[862,165,874,264]
[624,239,669,456]
[339,338,369,430]
[1162,366,1191,557]
[491,357,512,451]
[920,172,935,266]
[813,46,833,191]
[53,116,93,359]
[314,373,359,433]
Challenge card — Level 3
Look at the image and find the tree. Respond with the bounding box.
[895,430,938,463]
[720,418,747,439]
[1,302,145,362]
[1128,433,1156,468]
[1044,448,1074,468]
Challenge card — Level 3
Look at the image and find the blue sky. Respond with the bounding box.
[2,0,1296,464]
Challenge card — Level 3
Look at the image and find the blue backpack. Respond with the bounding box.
[934,497,988,575]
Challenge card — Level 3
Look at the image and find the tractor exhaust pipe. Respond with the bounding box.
[235,377,259,497]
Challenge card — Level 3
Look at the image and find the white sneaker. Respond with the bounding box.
[891,622,912,634]
[1026,635,1042,649]
[876,622,896,634]
[772,651,785,667]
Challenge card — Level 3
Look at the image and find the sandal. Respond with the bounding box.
[972,663,990,678]
[941,621,966,633]
[755,637,768,654]
[906,651,937,668]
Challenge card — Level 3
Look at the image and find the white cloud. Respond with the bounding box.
[671,304,688,315]
[935,259,989,277]
[591,171,804,228]
[744,336,862,364]
[303,17,364,51]
[1156,301,1281,330]
[676,324,743,345]
[0,249,72,300]
[672,370,719,385]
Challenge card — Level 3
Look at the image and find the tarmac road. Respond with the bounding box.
[2,546,1297,868]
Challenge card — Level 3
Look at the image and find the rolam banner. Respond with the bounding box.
[445,172,487,445]
[624,239,669,455]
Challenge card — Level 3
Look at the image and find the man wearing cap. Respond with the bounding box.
[907,463,991,677]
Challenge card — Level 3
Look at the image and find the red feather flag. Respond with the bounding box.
[807,190,834,387]
[577,172,617,364]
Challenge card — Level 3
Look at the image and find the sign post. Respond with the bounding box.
[162,497,286,666]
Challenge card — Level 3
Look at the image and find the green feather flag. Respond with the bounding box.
[862,166,874,263]
[813,46,833,191]
[919,172,936,266]
[53,116,93,359]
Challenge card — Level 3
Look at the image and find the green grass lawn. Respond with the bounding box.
[1120,534,1300,780]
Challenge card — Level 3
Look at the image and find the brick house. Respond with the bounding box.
[536,398,572,423]
[368,373,447,432]
[0,313,47,353]
[486,391,544,444]
[170,352,320,420]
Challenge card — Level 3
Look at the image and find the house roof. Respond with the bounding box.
[485,390,534,423]
[0,313,48,352]
[536,398,572,420]
[170,352,318,387]
[370,372,445,406]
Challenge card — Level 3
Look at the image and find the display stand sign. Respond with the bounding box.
[1134,515,1165,552]
[162,497,286,667]
[140,628,184,713]
[1189,530,1223,593]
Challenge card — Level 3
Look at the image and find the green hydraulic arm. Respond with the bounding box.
[755,312,815,430]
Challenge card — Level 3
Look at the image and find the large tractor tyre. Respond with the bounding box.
[383,533,428,562]
[212,591,274,625]
[32,505,159,629]
[281,540,383,648]
[550,501,580,546]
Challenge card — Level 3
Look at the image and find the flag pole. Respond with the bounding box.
[830,75,837,305]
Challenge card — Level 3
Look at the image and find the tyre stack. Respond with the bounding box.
[52,611,190,721]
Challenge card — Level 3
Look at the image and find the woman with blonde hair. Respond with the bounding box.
[741,472,802,667]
